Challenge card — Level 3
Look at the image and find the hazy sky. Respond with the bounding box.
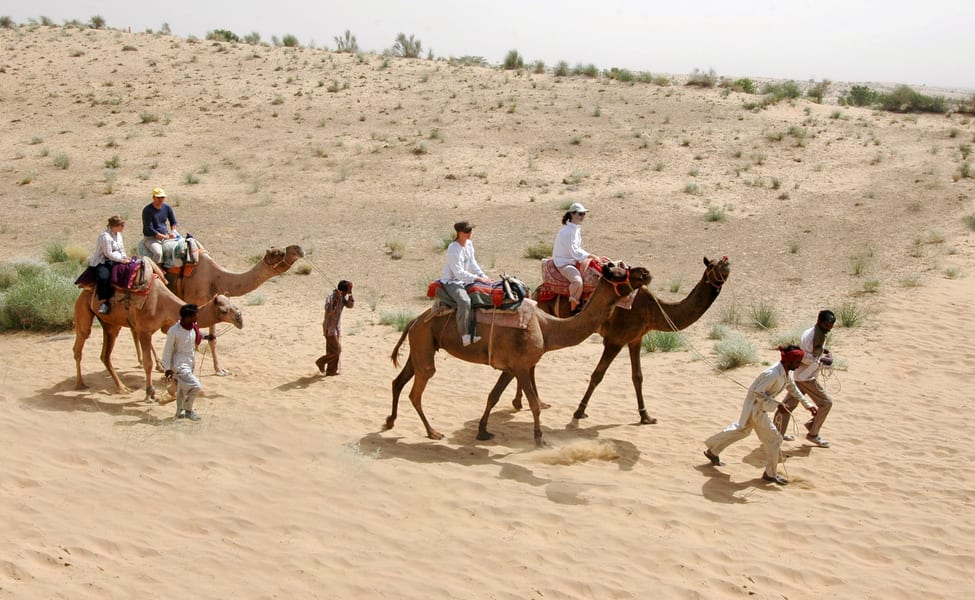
[6,1,973,89]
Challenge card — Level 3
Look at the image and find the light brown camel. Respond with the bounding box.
[386,261,652,446]
[139,244,303,374]
[74,264,244,401]
[517,256,731,424]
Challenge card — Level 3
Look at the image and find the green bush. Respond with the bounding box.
[686,68,717,88]
[379,310,418,332]
[391,33,421,58]
[0,267,78,331]
[641,330,684,353]
[877,85,946,113]
[334,30,358,53]
[714,332,758,370]
[502,49,524,70]
[207,29,239,42]
[836,301,867,327]
[748,300,778,330]
[524,242,553,260]
[553,61,569,77]
[0,262,18,290]
[845,85,878,107]
[281,34,299,48]
[731,78,756,94]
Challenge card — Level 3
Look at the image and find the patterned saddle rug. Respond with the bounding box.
[536,258,603,301]
[138,234,202,269]
[427,276,528,311]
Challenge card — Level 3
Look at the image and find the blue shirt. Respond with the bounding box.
[142,202,178,238]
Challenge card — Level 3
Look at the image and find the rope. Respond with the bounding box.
[301,254,338,290]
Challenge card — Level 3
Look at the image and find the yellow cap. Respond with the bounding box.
[151,187,166,198]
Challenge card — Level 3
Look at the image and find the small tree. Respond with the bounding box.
[806,79,831,104]
[1,16,16,29]
[391,33,422,58]
[243,31,261,45]
[207,29,240,42]
[502,49,524,70]
[845,85,878,107]
[89,15,106,29]
[281,33,299,48]
[334,29,358,53]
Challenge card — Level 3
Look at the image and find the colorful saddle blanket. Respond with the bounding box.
[428,277,528,311]
[536,258,603,301]
[74,259,150,292]
[138,234,202,268]
[429,298,538,330]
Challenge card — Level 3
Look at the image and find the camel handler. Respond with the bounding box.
[702,345,817,485]
[774,309,836,448]
[441,221,492,347]
[316,280,354,376]
[162,303,204,421]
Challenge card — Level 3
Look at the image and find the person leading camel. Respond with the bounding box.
[773,309,836,448]
[441,221,492,346]
[553,202,599,314]
[142,187,178,264]
[316,280,355,376]
[162,303,205,421]
[87,215,133,315]
[703,345,817,485]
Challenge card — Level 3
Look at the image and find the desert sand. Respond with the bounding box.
[1,25,974,599]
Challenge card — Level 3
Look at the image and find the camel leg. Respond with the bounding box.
[477,371,516,440]
[138,332,157,402]
[628,341,657,424]
[573,343,624,419]
[386,357,415,430]
[510,368,549,411]
[208,325,229,376]
[131,328,144,367]
[518,371,545,447]
[100,325,130,393]
[404,355,441,440]
[73,295,95,390]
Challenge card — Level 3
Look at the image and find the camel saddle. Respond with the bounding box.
[430,298,538,331]
[77,259,157,313]
[427,275,528,311]
[536,258,638,309]
[138,234,202,272]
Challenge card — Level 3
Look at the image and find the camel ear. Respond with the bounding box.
[703,256,710,266]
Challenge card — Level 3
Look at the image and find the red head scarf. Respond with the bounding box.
[780,347,804,363]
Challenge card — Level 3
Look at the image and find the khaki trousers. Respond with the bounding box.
[556,264,584,303]
[773,379,832,437]
[705,404,782,477]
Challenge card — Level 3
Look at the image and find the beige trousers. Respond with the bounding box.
[705,404,782,477]
[556,264,584,303]
[774,378,832,436]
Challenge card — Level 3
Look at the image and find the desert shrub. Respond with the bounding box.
[836,301,867,327]
[806,79,831,103]
[183,172,200,185]
[719,303,741,326]
[0,16,15,29]
[243,32,261,45]
[964,215,975,231]
[553,61,569,77]
[139,112,159,124]
[386,240,405,259]
[44,241,69,263]
[714,332,758,370]
[770,324,806,349]
[293,262,312,275]
[89,15,106,29]
[704,206,726,222]
[53,153,70,169]
[532,60,545,74]
[380,310,418,332]
[245,292,266,306]
[642,330,684,353]
[730,78,756,94]
[877,85,946,113]
[686,68,717,88]
[207,29,239,42]
[944,266,961,279]
[762,81,801,102]
[502,49,524,70]
[748,300,778,330]
[334,30,358,53]
[861,278,881,294]
[391,33,421,58]
[0,267,78,331]
[955,162,973,181]
[707,323,729,340]
[523,241,553,260]
[572,63,599,78]
[281,34,299,48]
[0,263,18,290]
[605,67,635,82]
[845,85,878,107]
[435,233,455,252]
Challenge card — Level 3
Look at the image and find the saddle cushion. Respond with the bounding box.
[428,278,527,311]
[537,258,604,300]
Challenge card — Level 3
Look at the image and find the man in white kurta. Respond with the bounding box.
[162,304,203,421]
[703,346,816,484]
[774,309,836,447]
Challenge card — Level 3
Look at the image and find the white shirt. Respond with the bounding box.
[736,363,811,428]
[161,323,197,371]
[88,229,127,267]
[553,223,589,268]
[793,326,827,382]
[441,241,486,285]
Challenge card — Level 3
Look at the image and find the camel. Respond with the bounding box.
[386,261,652,446]
[517,256,731,424]
[74,263,244,401]
[140,244,304,374]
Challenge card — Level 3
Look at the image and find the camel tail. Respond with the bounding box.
[390,318,415,368]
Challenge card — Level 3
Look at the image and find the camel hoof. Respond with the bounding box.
[540,401,551,410]
[428,431,444,441]
[511,399,523,411]
[215,369,230,377]
[383,417,396,430]
[639,415,658,425]
[573,410,589,420]
[75,382,89,390]
[476,430,495,441]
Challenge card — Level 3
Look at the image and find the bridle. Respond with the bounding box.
[264,252,292,274]
[706,256,729,288]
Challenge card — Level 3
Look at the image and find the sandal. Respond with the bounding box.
[806,434,831,448]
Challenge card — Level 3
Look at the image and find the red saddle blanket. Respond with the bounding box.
[536,258,604,302]
[427,279,527,310]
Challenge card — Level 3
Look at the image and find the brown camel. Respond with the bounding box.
[74,264,244,401]
[140,244,303,374]
[517,256,731,424]
[386,261,652,446]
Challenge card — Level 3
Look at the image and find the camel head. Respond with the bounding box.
[703,256,731,288]
[262,245,305,274]
[212,294,244,329]
[602,260,652,296]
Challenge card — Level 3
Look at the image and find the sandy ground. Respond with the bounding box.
[2,25,975,599]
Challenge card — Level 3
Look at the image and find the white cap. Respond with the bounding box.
[567,202,588,213]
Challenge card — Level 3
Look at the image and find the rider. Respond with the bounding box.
[142,187,178,264]
[553,202,600,314]
[441,221,492,346]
